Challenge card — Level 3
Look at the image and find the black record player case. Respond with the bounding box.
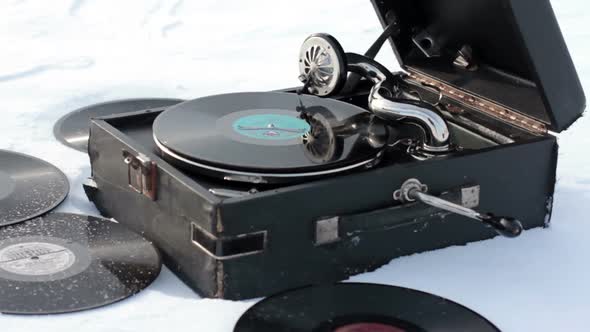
[85,0,585,299]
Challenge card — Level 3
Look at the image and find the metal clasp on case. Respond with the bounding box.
[122,150,158,200]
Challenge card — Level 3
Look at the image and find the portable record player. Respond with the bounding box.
[84,0,585,299]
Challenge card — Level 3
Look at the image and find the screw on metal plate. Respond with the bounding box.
[461,185,480,209]
[122,150,158,200]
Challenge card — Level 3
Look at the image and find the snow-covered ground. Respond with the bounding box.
[1,0,589,331]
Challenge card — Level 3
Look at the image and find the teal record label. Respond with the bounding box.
[232,114,310,140]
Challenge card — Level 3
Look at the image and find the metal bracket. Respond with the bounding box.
[315,217,340,246]
[190,222,267,260]
[453,45,478,71]
[122,150,158,200]
[461,185,480,209]
[84,177,98,190]
[208,188,259,198]
[412,30,443,58]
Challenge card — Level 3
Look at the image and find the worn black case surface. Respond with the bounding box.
[85,0,584,299]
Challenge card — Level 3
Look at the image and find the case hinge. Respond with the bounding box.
[405,68,548,135]
[122,150,158,200]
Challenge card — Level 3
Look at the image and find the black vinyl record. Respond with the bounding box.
[153,92,388,183]
[0,213,161,314]
[54,98,184,152]
[234,283,500,332]
[0,150,69,227]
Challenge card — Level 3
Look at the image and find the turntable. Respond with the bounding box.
[83,0,585,299]
[152,92,389,184]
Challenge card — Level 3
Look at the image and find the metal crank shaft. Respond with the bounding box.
[394,179,523,238]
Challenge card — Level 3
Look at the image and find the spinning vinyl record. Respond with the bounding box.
[234,283,500,332]
[0,150,69,227]
[0,213,161,314]
[153,92,388,183]
[54,98,185,152]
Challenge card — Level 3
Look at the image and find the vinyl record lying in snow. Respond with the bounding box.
[0,150,69,227]
[234,283,500,332]
[0,213,162,314]
[54,98,185,152]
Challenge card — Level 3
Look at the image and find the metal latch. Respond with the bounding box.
[122,150,158,200]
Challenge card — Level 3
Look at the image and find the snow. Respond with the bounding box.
[0,0,589,331]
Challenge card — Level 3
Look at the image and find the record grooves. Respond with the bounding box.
[153,92,388,183]
[0,150,69,227]
[234,283,500,332]
[54,98,185,152]
[0,213,161,314]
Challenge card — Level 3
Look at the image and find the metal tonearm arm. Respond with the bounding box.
[368,85,451,153]
[344,52,451,153]
[298,33,453,158]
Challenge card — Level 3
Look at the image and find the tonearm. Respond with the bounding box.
[298,30,453,160]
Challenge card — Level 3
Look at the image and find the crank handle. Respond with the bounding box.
[410,190,523,237]
[477,214,523,238]
[394,179,523,238]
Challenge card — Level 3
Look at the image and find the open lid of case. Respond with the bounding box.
[371,0,586,133]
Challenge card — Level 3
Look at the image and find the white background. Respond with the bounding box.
[0,0,589,331]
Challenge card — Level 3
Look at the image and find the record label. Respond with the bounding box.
[0,213,162,314]
[216,108,311,147]
[0,242,76,276]
[0,171,15,200]
[154,92,388,184]
[232,113,310,140]
[0,235,91,282]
